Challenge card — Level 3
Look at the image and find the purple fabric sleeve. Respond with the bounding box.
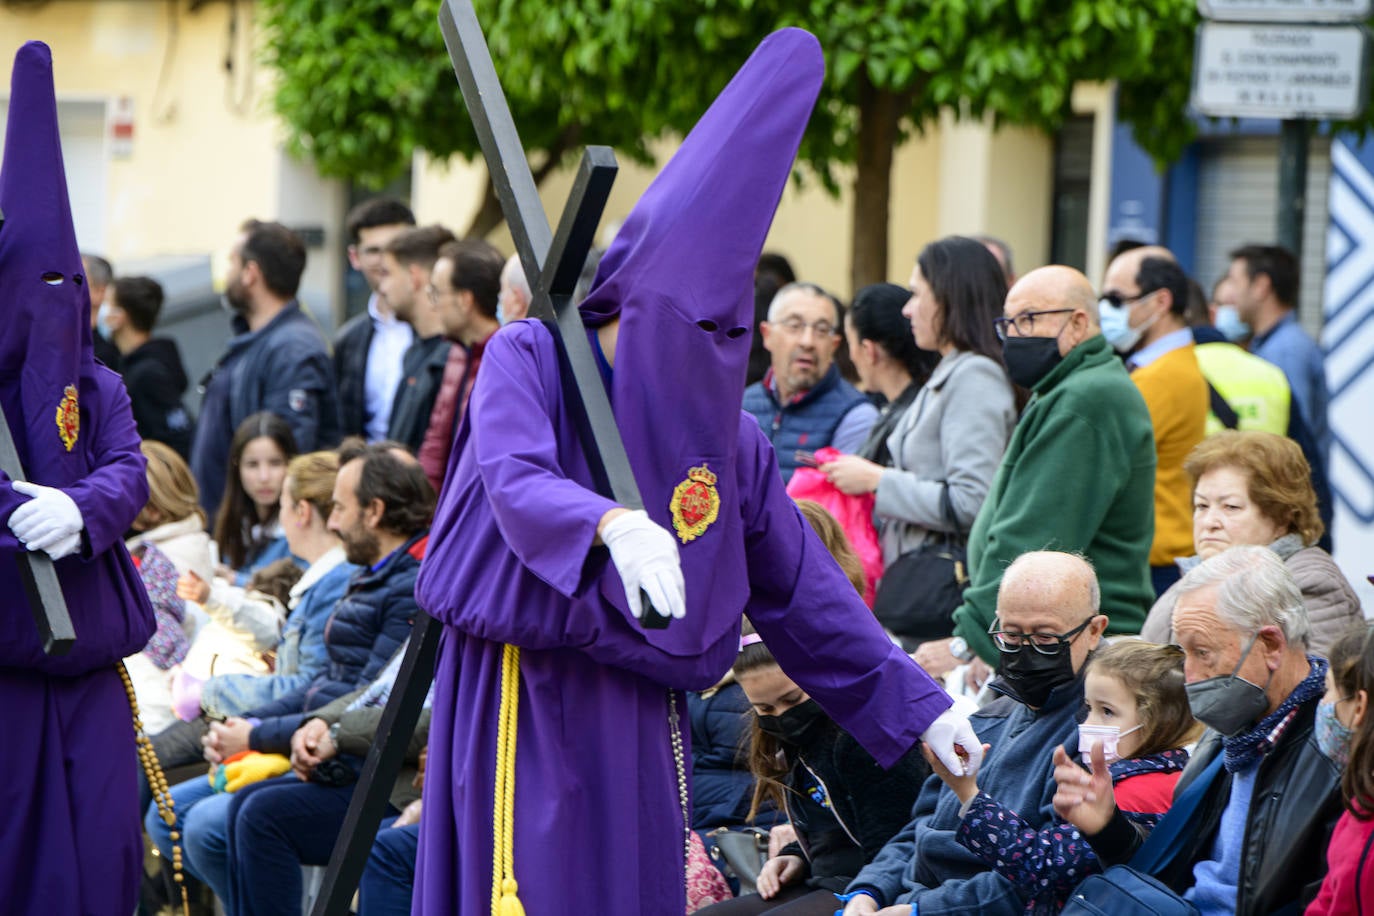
[65,370,149,559]
[470,327,619,598]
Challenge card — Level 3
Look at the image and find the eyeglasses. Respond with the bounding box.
[1098,289,1157,310]
[427,283,456,304]
[774,318,838,338]
[993,308,1075,341]
[988,616,1096,654]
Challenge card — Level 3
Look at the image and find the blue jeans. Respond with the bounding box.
[146,776,235,904]
[359,817,420,916]
[227,774,373,916]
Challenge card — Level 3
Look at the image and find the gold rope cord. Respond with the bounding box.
[118,661,190,916]
[491,643,525,916]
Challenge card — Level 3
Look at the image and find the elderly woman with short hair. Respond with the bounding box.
[1141,429,1360,656]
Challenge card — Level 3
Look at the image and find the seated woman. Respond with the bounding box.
[173,450,356,720]
[1141,430,1360,656]
[212,411,298,585]
[932,640,1200,914]
[1305,622,1374,915]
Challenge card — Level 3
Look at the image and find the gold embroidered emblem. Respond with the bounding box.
[56,384,79,452]
[669,464,720,544]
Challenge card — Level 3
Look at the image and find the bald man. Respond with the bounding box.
[916,267,1156,676]
[1099,247,1209,596]
[844,551,1111,915]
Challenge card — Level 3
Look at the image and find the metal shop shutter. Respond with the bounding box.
[1193,135,1331,341]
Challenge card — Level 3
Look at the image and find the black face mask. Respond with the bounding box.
[997,643,1076,709]
[1002,335,1063,389]
[756,699,828,746]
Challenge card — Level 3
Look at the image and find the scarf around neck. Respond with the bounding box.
[1221,655,1327,773]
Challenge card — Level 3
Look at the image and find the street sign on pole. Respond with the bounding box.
[1192,22,1371,119]
[1200,0,1372,22]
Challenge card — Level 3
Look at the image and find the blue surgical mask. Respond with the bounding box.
[1098,297,1156,354]
[95,302,115,341]
[1316,700,1355,767]
[1214,304,1251,342]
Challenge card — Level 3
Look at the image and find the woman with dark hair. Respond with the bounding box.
[822,237,1017,647]
[844,283,940,467]
[213,411,298,581]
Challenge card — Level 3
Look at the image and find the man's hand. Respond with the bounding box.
[203,717,252,764]
[598,509,685,620]
[963,657,993,694]
[840,896,882,916]
[8,481,83,559]
[755,854,804,899]
[393,798,423,828]
[1052,743,1115,836]
[177,570,211,605]
[820,454,884,496]
[922,740,991,805]
[920,706,984,777]
[290,718,333,779]
[914,638,962,679]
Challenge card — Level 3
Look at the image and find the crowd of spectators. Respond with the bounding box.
[81,203,1367,916]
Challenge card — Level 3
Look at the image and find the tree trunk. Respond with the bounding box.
[465,124,583,240]
[850,77,909,294]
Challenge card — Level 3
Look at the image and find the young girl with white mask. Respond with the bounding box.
[930,640,1201,914]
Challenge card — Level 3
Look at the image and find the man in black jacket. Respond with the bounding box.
[1053,544,1340,916]
[101,275,193,456]
[333,198,416,441]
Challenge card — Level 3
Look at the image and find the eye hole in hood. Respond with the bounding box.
[726,326,749,339]
[41,271,63,285]
[696,319,719,333]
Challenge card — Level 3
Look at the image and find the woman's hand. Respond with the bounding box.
[177,570,211,604]
[820,455,884,496]
[755,854,804,899]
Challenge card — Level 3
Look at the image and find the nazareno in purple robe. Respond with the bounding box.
[0,42,156,915]
[413,28,953,914]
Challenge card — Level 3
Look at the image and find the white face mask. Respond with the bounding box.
[1077,722,1142,765]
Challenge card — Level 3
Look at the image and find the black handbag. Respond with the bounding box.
[873,486,968,644]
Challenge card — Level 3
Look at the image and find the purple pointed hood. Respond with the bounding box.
[581,29,824,659]
[0,42,97,487]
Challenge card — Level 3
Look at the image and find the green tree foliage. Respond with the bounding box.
[262,0,1201,285]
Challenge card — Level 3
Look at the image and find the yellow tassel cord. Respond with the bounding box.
[118,661,190,916]
[491,643,526,916]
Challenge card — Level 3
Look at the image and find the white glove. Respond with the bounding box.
[921,705,984,777]
[600,510,686,621]
[9,480,84,559]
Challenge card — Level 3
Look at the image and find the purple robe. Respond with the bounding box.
[0,42,156,914]
[413,28,952,914]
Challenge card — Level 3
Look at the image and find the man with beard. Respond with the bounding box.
[147,440,431,906]
[743,281,878,482]
[189,220,339,518]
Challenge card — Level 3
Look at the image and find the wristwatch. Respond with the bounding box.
[328,721,341,748]
[948,636,975,663]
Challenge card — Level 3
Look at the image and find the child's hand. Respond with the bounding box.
[1052,743,1115,836]
[922,740,990,805]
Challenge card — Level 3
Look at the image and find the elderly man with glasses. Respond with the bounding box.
[743,281,878,481]
[918,266,1157,681]
[841,551,1110,915]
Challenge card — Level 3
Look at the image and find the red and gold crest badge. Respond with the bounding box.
[669,464,720,544]
[56,384,79,452]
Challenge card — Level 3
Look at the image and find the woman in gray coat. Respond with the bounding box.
[822,237,1018,643]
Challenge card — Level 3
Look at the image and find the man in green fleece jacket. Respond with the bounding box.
[917,265,1156,672]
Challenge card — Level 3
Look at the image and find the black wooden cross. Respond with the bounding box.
[0,208,76,657]
[310,3,665,910]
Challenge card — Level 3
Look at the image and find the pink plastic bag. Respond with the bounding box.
[785,447,882,607]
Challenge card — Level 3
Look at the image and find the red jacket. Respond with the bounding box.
[1306,807,1374,916]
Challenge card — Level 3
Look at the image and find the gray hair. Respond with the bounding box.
[501,253,531,299]
[972,234,1014,283]
[82,252,113,287]
[767,281,843,326]
[1174,545,1310,649]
